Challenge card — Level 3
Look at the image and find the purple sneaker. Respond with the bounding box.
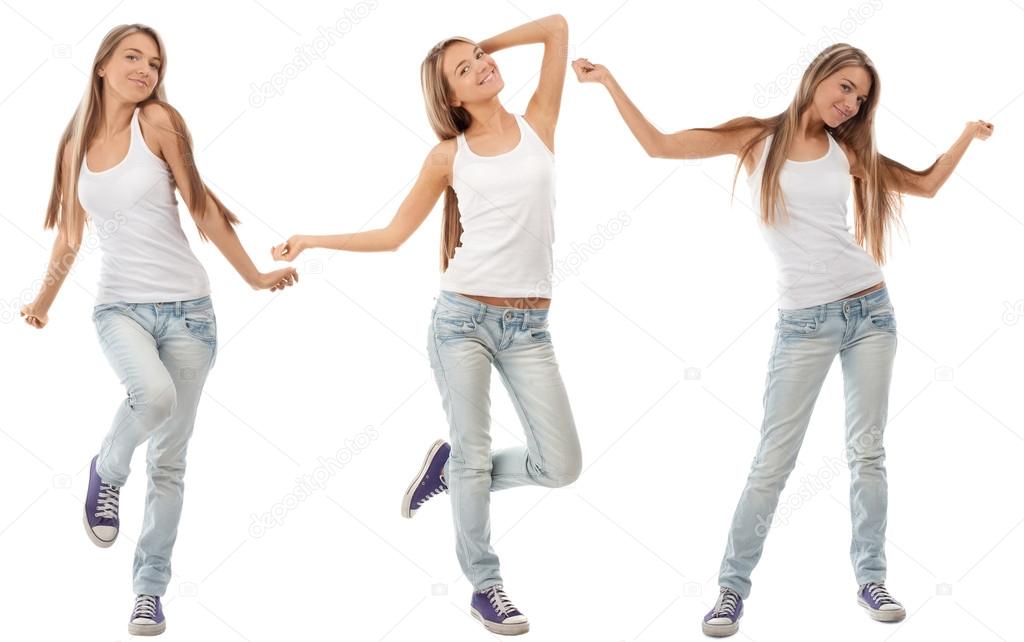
[702,587,743,637]
[471,584,529,635]
[83,455,120,547]
[401,439,449,518]
[858,582,905,622]
[128,594,166,636]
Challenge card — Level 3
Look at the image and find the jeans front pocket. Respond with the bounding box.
[868,301,897,332]
[525,319,551,343]
[433,309,477,341]
[778,310,819,339]
[183,308,217,345]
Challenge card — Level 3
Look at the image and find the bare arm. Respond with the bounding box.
[142,104,296,290]
[479,14,569,146]
[21,146,85,329]
[272,141,452,261]
[869,120,994,198]
[572,58,756,159]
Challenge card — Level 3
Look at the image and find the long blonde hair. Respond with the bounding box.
[420,36,476,271]
[713,43,935,264]
[44,23,239,248]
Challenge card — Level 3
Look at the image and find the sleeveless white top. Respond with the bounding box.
[440,113,556,299]
[748,132,883,310]
[78,107,211,304]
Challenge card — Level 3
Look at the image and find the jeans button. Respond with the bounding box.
[504,311,513,320]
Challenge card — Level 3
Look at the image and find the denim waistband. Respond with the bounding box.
[436,291,549,325]
[783,286,890,316]
[93,295,214,316]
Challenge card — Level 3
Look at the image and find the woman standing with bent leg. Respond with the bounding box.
[572,43,992,637]
[19,24,298,636]
[272,15,580,636]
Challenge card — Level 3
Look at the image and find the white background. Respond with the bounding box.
[1,1,1021,641]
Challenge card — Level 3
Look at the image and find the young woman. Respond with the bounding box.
[19,24,298,636]
[270,14,581,636]
[571,44,992,637]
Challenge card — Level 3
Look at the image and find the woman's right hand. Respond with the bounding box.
[20,301,49,329]
[571,58,611,85]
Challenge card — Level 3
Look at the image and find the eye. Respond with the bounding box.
[126,54,138,61]
[149,62,159,70]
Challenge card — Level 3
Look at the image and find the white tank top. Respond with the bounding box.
[78,107,211,304]
[440,113,556,299]
[748,132,883,310]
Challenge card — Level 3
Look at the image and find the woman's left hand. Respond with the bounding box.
[966,120,994,141]
[272,235,307,262]
[252,267,299,292]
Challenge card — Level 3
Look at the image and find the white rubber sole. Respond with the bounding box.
[702,614,740,638]
[858,597,906,622]
[401,439,446,518]
[471,608,529,636]
[128,619,166,636]
[82,509,116,548]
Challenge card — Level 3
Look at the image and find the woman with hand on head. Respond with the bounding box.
[272,14,579,636]
[19,23,298,636]
[572,44,992,637]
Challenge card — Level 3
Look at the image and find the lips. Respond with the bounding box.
[833,105,849,120]
[130,78,148,88]
[479,69,496,85]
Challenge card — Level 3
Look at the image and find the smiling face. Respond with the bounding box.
[441,41,503,107]
[813,65,872,128]
[98,32,162,103]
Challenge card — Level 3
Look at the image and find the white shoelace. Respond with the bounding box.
[484,585,518,617]
[95,483,120,519]
[712,589,739,617]
[416,477,448,507]
[866,583,898,606]
[133,595,157,619]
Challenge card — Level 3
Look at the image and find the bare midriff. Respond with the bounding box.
[842,280,886,300]
[458,294,551,309]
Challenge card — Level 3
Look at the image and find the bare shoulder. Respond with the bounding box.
[835,139,863,177]
[424,138,457,184]
[138,101,185,157]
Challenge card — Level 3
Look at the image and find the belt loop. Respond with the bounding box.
[860,296,867,317]
[175,300,183,316]
[521,310,529,331]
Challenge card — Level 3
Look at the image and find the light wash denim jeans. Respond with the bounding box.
[427,291,583,591]
[92,296,217,596]
[718,287,897,598]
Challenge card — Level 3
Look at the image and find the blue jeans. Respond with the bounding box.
[427,291,583,591]
[718,287,897,598]
[92,296,217,596]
